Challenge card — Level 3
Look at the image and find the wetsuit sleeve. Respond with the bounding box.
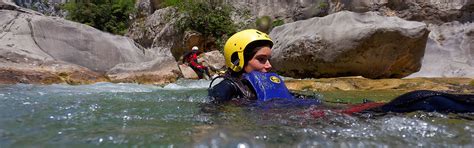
[208,79,239,103]
[377,90,474,113]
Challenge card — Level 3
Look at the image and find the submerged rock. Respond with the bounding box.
[270,11,429,79]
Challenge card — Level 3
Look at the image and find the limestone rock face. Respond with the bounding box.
[269,11,429,79]
[135,0,153,18]
[32,17,152,72]
[1,0,15,8]
[408,22,474,78]
[139,0,329,24]
[0,46,107,84]
[225,0,329,24]
[0,2,179,84]
[126,7,184,59]
[127,7,179,49]
[329,0,474,24]
[106,54,180,84]
[127,7,216,61]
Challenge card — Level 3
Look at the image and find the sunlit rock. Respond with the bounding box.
[127,7,179,49]
[285,77,473,93]
[126,7,190,60]
[199,50,226,71]
[0,2,179,84]
[409,22,474,78]
[178,64,199,79]
[107,55,180,84]
[270,11,429,79]
[329,0,474,24]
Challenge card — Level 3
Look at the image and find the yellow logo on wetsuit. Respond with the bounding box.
[269,76,281,83]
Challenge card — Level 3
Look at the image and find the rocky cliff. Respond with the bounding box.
[408,22,474,77]
[0,0,180,84]
[2,0,473,85]
[130,0,473,78]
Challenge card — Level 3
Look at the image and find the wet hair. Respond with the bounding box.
[228,40,272,77]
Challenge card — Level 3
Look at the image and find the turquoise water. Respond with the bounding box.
[0,79,472,147]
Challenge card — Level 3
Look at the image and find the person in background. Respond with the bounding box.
[183,46,211,79]
[207,29,316,107]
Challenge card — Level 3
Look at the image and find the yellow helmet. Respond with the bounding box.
[224,29,273,72]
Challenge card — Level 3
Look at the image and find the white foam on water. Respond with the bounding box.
[162,78,219,90]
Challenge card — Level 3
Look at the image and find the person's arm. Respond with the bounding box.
[189,53,205,69]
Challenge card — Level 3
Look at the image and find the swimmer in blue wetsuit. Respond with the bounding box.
[208,29,276,103]
[208,29,316,107]
[208,29,474,113]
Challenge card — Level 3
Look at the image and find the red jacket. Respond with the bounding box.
[183,50,205,69]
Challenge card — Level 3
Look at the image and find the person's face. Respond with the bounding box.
[244,46,272,73]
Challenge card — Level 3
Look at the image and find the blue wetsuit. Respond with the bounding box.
[208,75,256,105]
[208,71,321,107]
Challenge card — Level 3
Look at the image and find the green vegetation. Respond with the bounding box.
[319,1,329,9]
[470,80,474,86]
[173,0,237,50]
[272,19,285,28]
[63,0,136,35]
[163,0,183,7]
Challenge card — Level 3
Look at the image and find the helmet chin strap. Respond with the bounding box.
[232,59,242,72]
[232,59,240,66]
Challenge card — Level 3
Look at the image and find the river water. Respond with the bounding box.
[0,79,472,147]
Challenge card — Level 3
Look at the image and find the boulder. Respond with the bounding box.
[0,46,107,84]
[178,64,199,79]
[269,11,429,79]
[0,3,179,84]
[106,53,180,84]
[199,50,226,71]
[408,22,474,78]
